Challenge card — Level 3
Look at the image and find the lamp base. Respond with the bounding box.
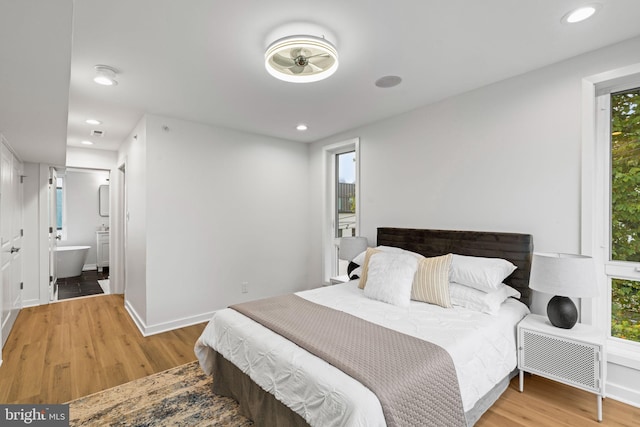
[547,295,578,329]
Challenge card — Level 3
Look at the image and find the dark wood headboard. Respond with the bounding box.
[377,228,534,307]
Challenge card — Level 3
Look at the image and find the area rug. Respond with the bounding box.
[68,361,253,426]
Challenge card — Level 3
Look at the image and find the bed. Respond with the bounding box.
[195,227,534,426]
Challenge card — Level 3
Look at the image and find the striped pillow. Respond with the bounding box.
[411,254,453,308]
[358,248,381,289]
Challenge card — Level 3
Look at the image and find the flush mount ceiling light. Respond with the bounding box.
[562,4,601,24]
[93,65,118,86]
[85,118,102,125]
[81,140,94,145]
[265,35,338,83]
[296,123,308,131]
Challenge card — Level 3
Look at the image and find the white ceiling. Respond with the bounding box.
[3,1,640,164]
[0,0,73,165]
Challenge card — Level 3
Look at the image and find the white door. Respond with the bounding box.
[0,143,23,347]
[48,167,58,301]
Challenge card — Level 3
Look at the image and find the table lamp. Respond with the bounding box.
[529,253,598,329]
[339,236,368,261]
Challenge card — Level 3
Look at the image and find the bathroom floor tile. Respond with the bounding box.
[57,269,109,301]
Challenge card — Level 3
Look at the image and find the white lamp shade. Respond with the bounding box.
[339,237,368,261]
[529,253,598,298]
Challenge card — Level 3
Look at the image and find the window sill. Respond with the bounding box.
[607,339,640,370]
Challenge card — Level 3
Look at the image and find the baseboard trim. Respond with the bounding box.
[124,299,214,337]
[83,263,97,271]
[124,300,147,336]
[22,298,42,308]
[143,311,215,336]
[607,381,640,409]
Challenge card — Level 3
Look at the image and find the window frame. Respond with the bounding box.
[56,176,67,240]
[322,138,360,283]
[582,64,640,369]
[335,151,357,239]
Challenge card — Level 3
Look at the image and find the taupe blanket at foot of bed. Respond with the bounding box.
[231,294,466,427]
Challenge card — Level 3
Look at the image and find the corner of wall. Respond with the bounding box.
[124,298,215,337]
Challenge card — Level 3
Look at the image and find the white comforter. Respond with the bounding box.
[195,281,530,427]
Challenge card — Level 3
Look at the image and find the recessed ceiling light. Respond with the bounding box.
[265,35,338,83]
[81,140,94,145]
[296,124,308,131]
[375,75,402,88]
[85,119,102,125]
[93,65,118,86]
[562,4,601,24]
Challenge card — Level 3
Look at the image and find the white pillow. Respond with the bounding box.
[351,246,422,266]
[449,254,517,293]
[449,282,521,315]
[358,246,426,289]
[352,245,424,266]
[363,252,418,307]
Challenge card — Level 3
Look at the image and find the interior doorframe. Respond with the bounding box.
[111,159,127,295]
[38,164,51,305]
[48,167,58,301]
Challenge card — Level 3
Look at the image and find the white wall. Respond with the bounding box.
[309,35,640,407]
[116,115,311,334]
[117,118,148,326]
[66,146,117,170]
[62,169,110,267]
[309,35,640,287]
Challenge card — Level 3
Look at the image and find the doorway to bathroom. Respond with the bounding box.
[51,166,111,301]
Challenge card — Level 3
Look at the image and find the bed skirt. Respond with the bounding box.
[209,350,516,427]
[211,350,309,427]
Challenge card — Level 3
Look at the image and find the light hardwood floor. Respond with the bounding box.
[0,294,638,426]
[0,294,205,404]
[479,375,639,426]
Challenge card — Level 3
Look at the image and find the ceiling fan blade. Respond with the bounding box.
[290,47,311,58]
[306,62,322,73]
[272,53,295,68]
[290,65,306,74]
[308,55,333,69]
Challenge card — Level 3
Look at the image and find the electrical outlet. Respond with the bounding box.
[241,282,248,293]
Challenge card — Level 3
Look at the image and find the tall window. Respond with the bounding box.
[609,87,640,343]
[335,151,356,238]
[323,138,360,281]
[56,178,63,230]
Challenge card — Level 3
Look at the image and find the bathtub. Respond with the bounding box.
[55,245,90,278]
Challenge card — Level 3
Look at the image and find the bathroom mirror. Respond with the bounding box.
[99,185,109,217]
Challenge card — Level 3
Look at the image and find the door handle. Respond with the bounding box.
[56,235,61,240]
[10,246,20,253]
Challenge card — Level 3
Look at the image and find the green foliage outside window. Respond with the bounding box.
[611,279,640,342]
[610,88,640,343]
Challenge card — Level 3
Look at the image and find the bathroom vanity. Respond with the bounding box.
[96,230,109,272]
